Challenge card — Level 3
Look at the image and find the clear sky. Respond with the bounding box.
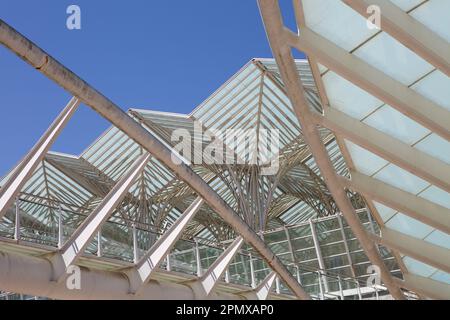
[0,0,304,177]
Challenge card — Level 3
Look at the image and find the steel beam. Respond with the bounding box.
[128,197,203,293]
[189,237,244,298]
[258,0,405,299]
[284,25,450,141]
[0,19,309,300]
[313,107,450,193]
[0,97,79,219]
[340,171,450,234]
[53,153,151,279]
[342,0,450,77]
[373,228,450,274]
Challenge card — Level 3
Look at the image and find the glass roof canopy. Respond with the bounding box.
[300,0,450,288]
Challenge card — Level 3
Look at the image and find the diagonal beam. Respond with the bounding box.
[340,171,450,234]
[52,152,151,279]
[284,25,450,141]
[312,107,450,192]
[240,271,277,300]
[190,237,244,298]
[258,0,405,299]
[128,197,203,292]
[0,19,309,299]
[372,228,450,274]
[342,0,450,77]
[0,97,79,219]
[395,273,450,300]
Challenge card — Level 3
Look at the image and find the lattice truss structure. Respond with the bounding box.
[258,0,450,300]
[0,59,364,244]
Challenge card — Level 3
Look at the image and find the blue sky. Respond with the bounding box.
[0,1,304,177]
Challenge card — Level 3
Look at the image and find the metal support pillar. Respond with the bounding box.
[275,277,281,294]
[284,226,295,261]
[257,0,404,299]
[356,281,362,300]
[195,240,202,277]
[338,276,344,300]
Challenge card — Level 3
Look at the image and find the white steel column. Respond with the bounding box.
[337,215,357,278]
[195,240,202,277]
[284,27,450,141]
[96,230,102,258]
[0,250,243,300]
[374,228,450,273]
[128,197,203,292]
[309,219,329,292]
[342,0,450,77]
[284,226,295,261]
[0,20,309,299]
[0,97,79,219]
[53,153,151,279]
[395,273,450,300]
[313,107,450,193]
[338,276,344,300]
[190,237,244,298]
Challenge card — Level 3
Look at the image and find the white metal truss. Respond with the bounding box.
[258,0,450,299]
[258,0,405,299]
[342,0,450,77]
[0,98,79,219]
